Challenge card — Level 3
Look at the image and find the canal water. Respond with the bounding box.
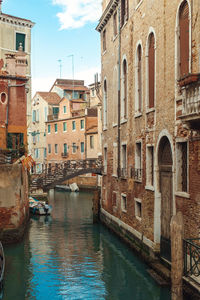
[3,191,170,300]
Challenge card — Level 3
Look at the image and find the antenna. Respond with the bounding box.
[58,59,62,78]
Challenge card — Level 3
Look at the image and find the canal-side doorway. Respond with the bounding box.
[158,136,173,261]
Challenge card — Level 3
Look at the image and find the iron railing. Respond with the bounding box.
[0,149,23,164]
[184,238,200,278]
[130,167,142,181]
[120,167,127,178]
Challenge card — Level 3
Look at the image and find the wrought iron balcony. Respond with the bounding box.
[184,238,200,281]
[61,152,68,158]
[179,74,200,129]
[130,167,142,181]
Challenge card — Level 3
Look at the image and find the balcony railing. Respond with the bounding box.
[120,167,127,178]
[61,152,68,158]
[179,74,200,128]
[47,114,58,121]
[130,167,142,181]
[184,238,200,280]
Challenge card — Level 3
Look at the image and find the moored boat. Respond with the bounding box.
[29,197,52,215]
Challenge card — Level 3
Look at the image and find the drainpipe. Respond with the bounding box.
[117,4,121,178]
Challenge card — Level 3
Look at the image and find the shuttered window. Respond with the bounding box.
[179,1,189,78]
[137,45,142,112]
[123,59,127,118]
[148,33,155,109]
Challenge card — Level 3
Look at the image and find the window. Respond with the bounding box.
[103,29,106,52]
[122,59,127,119]
[48,124,51,133]
[135,44,142,113]
[36,109,39,122]
[113,67,118,125]
[121,0,128,27]
[104,147,107,173]
[81,142,84,153]
[55,144,58,154]
[72,121,76,131]
[112,191,117,207]
[44,107,48,122]
[121,144,127,177]
[179,1,189,78]
[63,122,67,132]
[0,92,7,104]
[146,146,154,187]
[16,33,25,51]
[32,131,36,144]
[90,136,94,149]
[135,198,142,220]
[135,142,142,180]
[34,148,39,159]
[63,143,68,154]
[113,143,118,176]
[148,33,155,109]
[176,142,188,193]
[53,107,59,115]
[63,106,67,114]
[37,130,40,143]
[44,148,47,158]
[113,12,117,37]
[80,119,84,129]
[72,143,77,154]
[32,110,36,122]
[54,124,58,133]
[103,80,107,128]
[121,194,127,212]
[48,144,51,154]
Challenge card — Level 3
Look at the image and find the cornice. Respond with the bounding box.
[96,0,119,32]
[0,13,35,28]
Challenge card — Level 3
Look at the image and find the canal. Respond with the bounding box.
[3,190,170,300]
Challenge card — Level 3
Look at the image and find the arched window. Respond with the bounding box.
[0,92,7,104]
[179,1,189,78]
[122,59,127,119]
[103,79,107,127]
[136,44,142,113]
[113,67,118,125]
[148,33,155,109]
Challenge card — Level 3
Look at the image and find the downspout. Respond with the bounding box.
[117,4,121,178]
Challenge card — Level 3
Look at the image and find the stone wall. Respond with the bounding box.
[0,164,29,243]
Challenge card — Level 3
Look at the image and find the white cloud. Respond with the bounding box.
[52,0,102,29]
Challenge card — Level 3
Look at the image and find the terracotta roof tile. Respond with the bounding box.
[37,92,61,105]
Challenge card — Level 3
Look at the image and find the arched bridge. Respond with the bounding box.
[30,158,103,191]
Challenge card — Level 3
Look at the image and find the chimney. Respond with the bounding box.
[0,0,3,13]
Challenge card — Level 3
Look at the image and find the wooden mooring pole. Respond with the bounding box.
[170,212,184,300]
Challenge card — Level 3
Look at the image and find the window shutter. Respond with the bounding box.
[179,1,189,78]
[138,45,142,112]
[148,33,155,109]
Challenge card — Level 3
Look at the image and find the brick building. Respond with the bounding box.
[97,0,200,263]
[0,1,34,150]
[0,49,29,153]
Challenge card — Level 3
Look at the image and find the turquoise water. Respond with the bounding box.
[2,190,170,300]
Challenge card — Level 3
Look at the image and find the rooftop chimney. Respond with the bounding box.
[0,0,3,13]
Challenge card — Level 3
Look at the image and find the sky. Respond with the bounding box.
[2,0,102,95]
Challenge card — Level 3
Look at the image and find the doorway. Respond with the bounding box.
[158,137,173,261]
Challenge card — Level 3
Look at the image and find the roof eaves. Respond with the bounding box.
[96,0,119,32]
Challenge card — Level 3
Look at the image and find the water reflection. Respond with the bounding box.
[3,190,170,300]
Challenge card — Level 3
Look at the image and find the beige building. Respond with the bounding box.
[30,92,61,173]
[0,2,34,147]
[97,0,200,274]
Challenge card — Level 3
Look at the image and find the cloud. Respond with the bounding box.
[52,0,102,29]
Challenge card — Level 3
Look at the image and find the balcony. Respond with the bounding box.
[179,73,200,129]
[47,114,58,121]
[61,152,68,158]
[130,167,142,181]
[120,167,127,178]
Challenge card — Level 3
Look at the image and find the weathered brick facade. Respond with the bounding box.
[97,0,200,259]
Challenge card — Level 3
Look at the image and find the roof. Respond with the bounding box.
[37,92,61,105]
[0,13,35,27]
[86,117,98,133]
[56,85,89,92]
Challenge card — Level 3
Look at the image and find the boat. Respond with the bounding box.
[0,242,5,292]
[69,183,79,192]
[29,197,52,215]
[55,184,71,191]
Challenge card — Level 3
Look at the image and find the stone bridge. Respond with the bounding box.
[30,158,103,191]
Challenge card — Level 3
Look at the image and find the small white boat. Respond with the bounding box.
[55,185,71,191]
[29,197,52,215]
[69,183,79,192]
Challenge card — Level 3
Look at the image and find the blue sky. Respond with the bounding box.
[2,0,101,95]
